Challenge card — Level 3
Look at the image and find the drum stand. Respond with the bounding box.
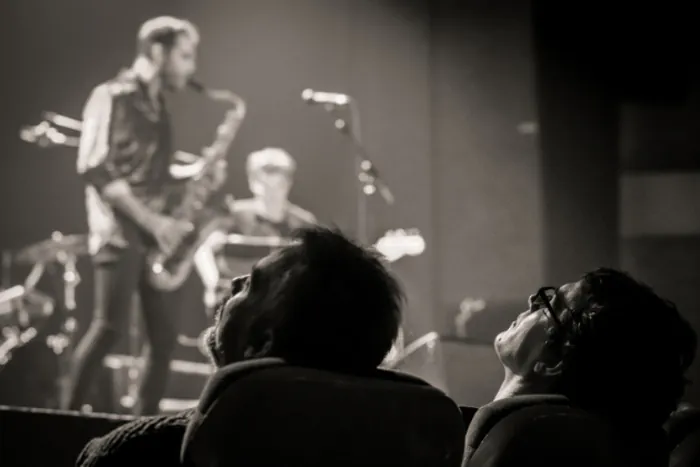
[0,239,80,408]
[45,249,81,408]
[120,294,144,412]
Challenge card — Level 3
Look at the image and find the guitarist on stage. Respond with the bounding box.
[194,147,317,310]
[65,17,235,415]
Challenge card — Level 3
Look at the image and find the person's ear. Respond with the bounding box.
[243,330,274,359]
[533,360,563,377]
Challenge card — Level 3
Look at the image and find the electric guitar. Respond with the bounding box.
[210,228,426,294]
[221,228,425,262]
[181,229,426,350]
[372,229,426,263]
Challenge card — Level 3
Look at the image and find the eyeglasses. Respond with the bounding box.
[533,286,565,331]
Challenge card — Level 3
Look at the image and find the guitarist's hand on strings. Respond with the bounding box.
[148,214,194,256]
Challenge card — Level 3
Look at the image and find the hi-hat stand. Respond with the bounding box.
[0,232,83,407]
[47,232,82,406]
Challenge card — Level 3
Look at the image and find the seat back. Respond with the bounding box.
[463,395,666,467]
[182,358,466,467]
[665,406,700,467]
[459,405,478,429]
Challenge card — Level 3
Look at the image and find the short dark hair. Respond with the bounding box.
[226,226,404,371]
[552,268,697,427]
[136,16,199,56]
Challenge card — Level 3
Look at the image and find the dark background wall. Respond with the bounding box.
[431,0,542,330]
[533,2,700,406]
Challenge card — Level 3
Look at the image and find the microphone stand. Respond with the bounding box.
[323,100,394,244]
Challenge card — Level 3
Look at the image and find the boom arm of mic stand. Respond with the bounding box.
[355,153,395,205]
[335,103,395,206]
[312,98,395,244]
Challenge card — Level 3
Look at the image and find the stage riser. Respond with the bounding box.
[0,347,210,412]
[99,354,209,414]
[0,406,130,467]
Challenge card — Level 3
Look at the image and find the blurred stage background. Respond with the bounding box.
[0,0,698,410]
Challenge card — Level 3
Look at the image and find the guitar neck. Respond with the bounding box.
[225,234,295,248]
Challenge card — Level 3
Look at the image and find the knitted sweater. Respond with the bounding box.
[76,409,195,467]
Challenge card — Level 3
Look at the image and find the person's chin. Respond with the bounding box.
[494,329,506,344]
[493,330,508,356]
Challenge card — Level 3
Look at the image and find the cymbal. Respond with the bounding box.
[15,232,88,264]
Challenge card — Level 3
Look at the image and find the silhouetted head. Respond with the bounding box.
[204,226,404,373]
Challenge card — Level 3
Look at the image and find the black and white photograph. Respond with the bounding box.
[0,1,698,466]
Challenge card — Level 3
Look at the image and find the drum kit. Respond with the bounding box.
[0,230,304,362]
[0,229,310,410]
[0,227,426,368]
[0,232,85,365]
[0,231,85,407]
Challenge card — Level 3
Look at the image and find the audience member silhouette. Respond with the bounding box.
[76,226,404,466]
[493,268,696,429]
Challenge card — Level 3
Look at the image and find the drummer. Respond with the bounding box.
[193,147,317,309]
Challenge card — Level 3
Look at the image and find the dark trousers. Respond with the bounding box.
[65,244,178,415]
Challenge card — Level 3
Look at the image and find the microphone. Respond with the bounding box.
[301,89,351,106]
